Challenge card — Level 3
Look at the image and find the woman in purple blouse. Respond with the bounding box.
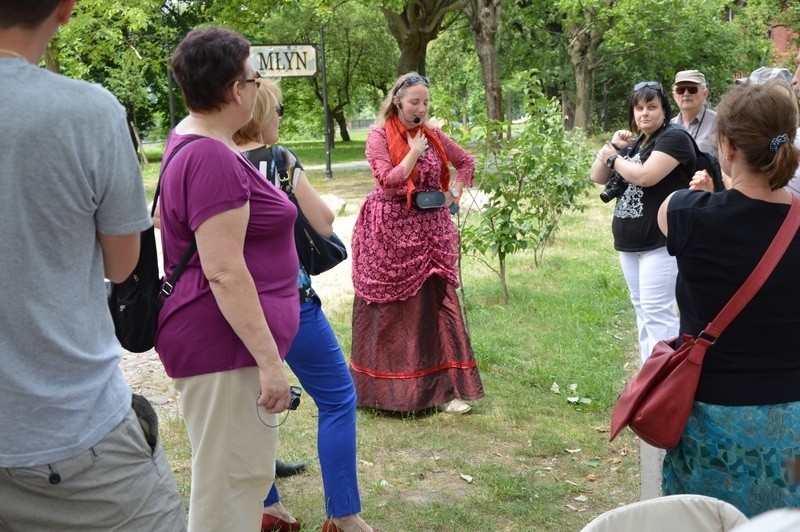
[155,27,298,531]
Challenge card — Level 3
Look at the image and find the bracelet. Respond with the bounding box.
[611,141,622,151]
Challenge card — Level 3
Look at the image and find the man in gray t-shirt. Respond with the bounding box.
[0,3,184,529]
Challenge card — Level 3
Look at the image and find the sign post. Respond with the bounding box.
[249,43,333,179]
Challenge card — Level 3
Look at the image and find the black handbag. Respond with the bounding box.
[270,145,347,275]
[412,190,446,210]
[107,138,198,353]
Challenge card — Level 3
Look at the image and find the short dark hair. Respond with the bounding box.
[170,26,251,113]
[0,0,60,29]
[627,83,672,132]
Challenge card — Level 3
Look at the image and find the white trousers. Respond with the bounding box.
[619,246,680,364]
[175,367,278,532]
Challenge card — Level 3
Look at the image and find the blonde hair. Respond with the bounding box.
[233,79,282,145]
[374,71,429,127]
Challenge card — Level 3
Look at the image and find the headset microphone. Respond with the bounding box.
[397,103,421,124]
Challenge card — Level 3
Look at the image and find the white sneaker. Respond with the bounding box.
[440,398,471,414]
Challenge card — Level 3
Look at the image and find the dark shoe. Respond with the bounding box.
[275,459,306,478]
[261,513,301,532]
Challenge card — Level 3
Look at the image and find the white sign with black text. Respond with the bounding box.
[249,44,317,78]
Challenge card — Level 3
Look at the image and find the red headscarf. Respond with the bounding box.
[385,116,450,209]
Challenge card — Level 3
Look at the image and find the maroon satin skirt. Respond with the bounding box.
[350,276,484,412]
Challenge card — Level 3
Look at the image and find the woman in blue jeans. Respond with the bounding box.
[235,80,376,532]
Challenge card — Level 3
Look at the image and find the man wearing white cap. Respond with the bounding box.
[670,69,717,158]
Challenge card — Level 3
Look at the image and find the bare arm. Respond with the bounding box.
[194,203,290,412]
[98,232,141,282]
[657,191,679,237]
[590,130,634,185]
[615,151,680,187]
[152,201,161,230]
[293,170,335,237]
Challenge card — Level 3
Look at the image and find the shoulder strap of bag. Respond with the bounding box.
[270,144,294,194]
[151,136,201,298]
[702,194,800,341]
[151,136,199,218]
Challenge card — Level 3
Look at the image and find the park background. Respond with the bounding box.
[54,1,800,530]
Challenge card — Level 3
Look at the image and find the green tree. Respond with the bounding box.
[427,27,484,128]
[53,0,170,148]
[457,73,593,300]
[378,0,464,75]
[463,0,503,120]
[241,2,396,143]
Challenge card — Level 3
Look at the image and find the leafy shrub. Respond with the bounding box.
[452,72,594,300]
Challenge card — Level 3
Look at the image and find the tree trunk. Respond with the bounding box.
[566,9,604,129]
[465,0,503,121]
[382,1,463,76]
[333,110,351,142]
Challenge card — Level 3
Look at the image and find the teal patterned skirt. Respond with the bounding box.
[662,401,800,517]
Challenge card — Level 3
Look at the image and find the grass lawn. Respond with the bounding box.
[158,167,643,531]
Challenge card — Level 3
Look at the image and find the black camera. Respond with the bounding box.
[289,385,302,411]
[599,173,628,203]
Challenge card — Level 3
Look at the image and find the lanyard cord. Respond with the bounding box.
[691,107,707,139]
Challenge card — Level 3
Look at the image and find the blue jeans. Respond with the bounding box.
[264,297,361,517]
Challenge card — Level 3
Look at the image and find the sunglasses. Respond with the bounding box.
[393,75,430,95]
[242,77,262,88]
[674,86,699,95]
[276,103,284,118]
[634,81,663,92]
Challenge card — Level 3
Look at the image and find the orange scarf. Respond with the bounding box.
[385,116,450,209]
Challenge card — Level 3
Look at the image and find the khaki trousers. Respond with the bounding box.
[0,407,186,531]
[175,367,278,532]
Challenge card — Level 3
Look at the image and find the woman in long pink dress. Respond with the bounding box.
[350,72,484,414]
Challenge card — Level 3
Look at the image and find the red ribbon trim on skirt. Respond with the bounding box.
[349,360,477,379]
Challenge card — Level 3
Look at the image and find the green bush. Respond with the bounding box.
[456,72,594,300]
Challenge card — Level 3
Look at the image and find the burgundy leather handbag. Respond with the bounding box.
[610,194,800,449]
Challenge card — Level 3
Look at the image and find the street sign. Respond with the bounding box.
[249,44,317,78]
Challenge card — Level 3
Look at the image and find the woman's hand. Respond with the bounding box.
[689,170,714,192]
[257,365,292,413]
[598,143,617,163]
[407,130,428,156]
[611,130,634,150]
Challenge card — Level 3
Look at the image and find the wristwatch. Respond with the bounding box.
[605,155,618,169]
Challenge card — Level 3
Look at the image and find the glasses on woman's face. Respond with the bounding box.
[242,74,262,88]
[674,85,699,95]
[634,81,662,92]
[276,103,284,118]
[393,75,430,95]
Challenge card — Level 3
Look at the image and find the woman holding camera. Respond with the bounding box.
[350,72,484,414]
[590,81,695,365]
[591,81,695,500]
